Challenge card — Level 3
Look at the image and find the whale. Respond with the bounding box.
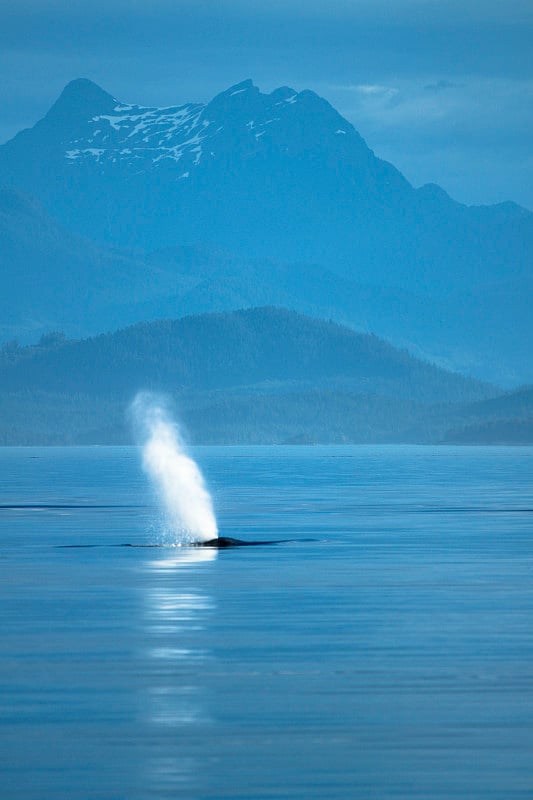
[58,537,286,549]
[199,536,283,548]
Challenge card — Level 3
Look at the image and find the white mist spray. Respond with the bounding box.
[131,392,218,543]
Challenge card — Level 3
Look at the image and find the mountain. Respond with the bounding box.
[0,78,531,384]
[0,307,495,445]
[1,185,531,384]
[442,386,533,444]
[0,187,157,340]
[0,78,531,293]
[0,186,450,356]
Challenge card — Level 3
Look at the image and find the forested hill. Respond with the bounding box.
[0,307,489,403]
[442,386,533,444]
[0,307,511,445]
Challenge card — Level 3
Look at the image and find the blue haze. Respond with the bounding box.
[1,80,531,384]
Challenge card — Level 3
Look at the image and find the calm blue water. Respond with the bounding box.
[1,445,532,799]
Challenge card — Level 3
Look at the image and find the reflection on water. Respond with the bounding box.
[149,547,218,569]
[143,546,217,795]
[148,685,207,726]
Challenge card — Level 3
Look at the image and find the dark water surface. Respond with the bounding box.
[1,445,532,799]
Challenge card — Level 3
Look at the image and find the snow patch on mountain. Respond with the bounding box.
[64,101,212,171]
[58,81,355,179]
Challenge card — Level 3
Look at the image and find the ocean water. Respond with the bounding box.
[1,445,532,799]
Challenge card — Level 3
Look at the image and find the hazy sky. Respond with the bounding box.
[1,0,532,208]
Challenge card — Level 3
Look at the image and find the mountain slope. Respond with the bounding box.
[0,78,531,295]
[1,185,531,384]
[0,307,496,444]
[0,187,445,351]
[442,386,533,443]
[0,187,180,340]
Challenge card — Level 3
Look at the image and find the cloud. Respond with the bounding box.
[1,0,532,65]
[330,76,533,139]
[326,76,533,207]
[351,85,399,97]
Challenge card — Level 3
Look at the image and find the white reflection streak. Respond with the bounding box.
[149,686,206,726]
[150,548,218,570]
[143,546,216,793]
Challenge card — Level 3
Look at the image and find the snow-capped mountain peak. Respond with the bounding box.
[30,77,363,176]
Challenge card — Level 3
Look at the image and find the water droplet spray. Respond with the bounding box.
[131,392,218,544]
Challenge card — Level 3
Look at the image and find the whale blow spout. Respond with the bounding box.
[131,392,218,544]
